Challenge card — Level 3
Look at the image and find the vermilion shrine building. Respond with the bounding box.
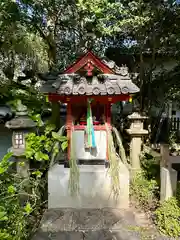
[41,50,139,165]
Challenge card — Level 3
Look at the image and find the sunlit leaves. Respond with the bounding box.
[0,207,8,221]
[25,123,68,161]
[7,185,16,194]
[0,152,13,175]
[24,202,32,215]
[61,140,68,151]
[32,170,43,178]
[52,132,67,141]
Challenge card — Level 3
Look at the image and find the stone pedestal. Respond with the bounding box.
[48,162,129,209]
[160,144,177,202]
[126,112,148,175]
[160,167,177,202]
[16,157,29,178]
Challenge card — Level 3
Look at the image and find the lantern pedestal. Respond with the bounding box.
[16,157,29,178]
[126,112,148,177]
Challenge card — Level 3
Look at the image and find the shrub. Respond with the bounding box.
[0,153,34,240]
[130,171,159,211]
[155,197,180,237]
[0,123,68,239]
[140,152,160,183]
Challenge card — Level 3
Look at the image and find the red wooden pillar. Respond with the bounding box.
[106,101,111,126]
[66,99,72,160]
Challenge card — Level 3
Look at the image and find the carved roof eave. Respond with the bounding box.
[40,74,139,96]
[39,51,140,96]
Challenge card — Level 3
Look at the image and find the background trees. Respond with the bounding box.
[0,0,180,114]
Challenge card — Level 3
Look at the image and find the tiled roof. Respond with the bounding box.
[41,67,139,96]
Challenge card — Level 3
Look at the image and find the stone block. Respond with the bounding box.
[48,163,129,209]
[160,167,177,202]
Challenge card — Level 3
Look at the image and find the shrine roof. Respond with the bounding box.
[41,73,139,96]
[64,50,114,74]
[40,50,139,96]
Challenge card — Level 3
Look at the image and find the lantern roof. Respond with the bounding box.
[41,50,139,96]
[5,101,36,130]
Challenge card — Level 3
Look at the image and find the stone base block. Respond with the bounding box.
[48,163,129,209]
[160,167,177,202]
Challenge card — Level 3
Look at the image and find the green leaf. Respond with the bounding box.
[34,152,42,161]
[24,202,32,215]
[32,170,42,178]
[0,152,13,174]
[61,141,68,151]
[42,153,49,160]
[45,124,56,135]
[0,207,8,221]
[0,213,8,221]
[35,152,49,161]
[7,185,16,194]
[52,132,67,142]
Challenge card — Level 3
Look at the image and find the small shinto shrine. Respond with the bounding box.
[42,50,139,166]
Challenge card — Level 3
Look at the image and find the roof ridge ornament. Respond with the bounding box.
[102,59,115,69]
[115,64,129,76]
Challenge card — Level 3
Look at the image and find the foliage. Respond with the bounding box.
[155,197,180,237]
[140,152,160,183]
[78,0,180,112]
[0,121,68,239]
[130,171,159,211]
[0,152,44,239]
[138,150,180,237]
[0,0,49,109]
[1,0,180,114]
[169,131,180,153]
[25,124,68,162]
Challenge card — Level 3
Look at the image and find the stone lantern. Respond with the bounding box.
[126,112,148,176]
[5,101,36,177]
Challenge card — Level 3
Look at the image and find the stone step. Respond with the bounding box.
[32,230,140,240]
[31,209,171,240]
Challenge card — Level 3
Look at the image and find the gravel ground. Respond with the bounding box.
[31,208,176,240]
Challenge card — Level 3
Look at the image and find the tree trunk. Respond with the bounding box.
[140,50,144,112]
[50,102,60,129]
